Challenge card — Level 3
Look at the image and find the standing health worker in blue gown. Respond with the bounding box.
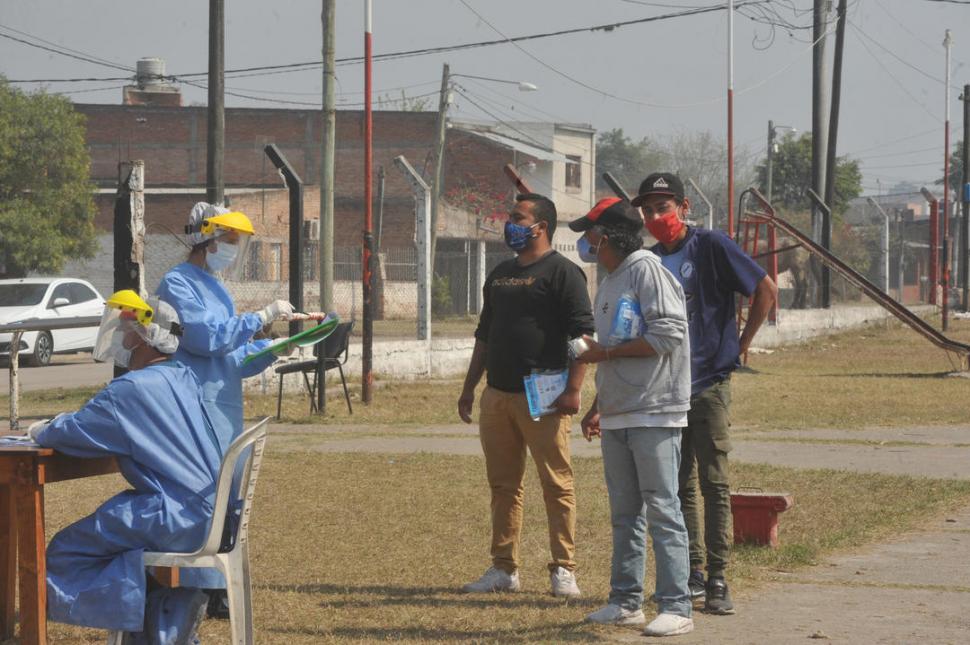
[156,203,292,607]
[30,291,218,644]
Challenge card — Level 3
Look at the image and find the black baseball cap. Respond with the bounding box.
[569,197,642,232]
[630,172,685,207]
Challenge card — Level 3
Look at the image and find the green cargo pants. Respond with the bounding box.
[678,377,733,578]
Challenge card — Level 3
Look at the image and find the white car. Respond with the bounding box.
[0,278,105,367]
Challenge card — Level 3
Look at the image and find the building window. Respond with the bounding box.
[565,155,582,189]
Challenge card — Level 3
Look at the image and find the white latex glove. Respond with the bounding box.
[257,300,295,325]
[27,419,52,441]
[271,337,295,357]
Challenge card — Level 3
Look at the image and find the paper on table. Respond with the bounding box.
[0,435,41,447]
[523,369,568,420]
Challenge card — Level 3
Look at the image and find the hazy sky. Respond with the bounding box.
[2,0,968,196]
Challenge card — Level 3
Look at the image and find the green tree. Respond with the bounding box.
[936,139,965,194]
[756,132,862,215]
[594,128,664,193]
[0,78,96,278]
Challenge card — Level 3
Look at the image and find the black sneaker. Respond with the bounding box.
[205,588,230,619]
[704,577,735,615]
[688,570,706,600]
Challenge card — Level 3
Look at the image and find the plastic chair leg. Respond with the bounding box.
[106,630,125,645]
[338,364,352,414]
[222,549,254,645]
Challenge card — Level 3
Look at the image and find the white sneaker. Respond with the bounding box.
[643,613,694,637]
[461,566,520,593]
[585,604,646,625]
[550,566,581,597]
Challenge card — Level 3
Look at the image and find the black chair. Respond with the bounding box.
[274,321,354,418]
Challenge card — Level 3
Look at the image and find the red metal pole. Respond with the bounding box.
[727,0,734,238]
[930,199,939,305]
[362,0,374,403]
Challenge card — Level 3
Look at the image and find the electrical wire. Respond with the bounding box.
[0,23,134,72]
[851,25,942,123]
[849,20,961,91]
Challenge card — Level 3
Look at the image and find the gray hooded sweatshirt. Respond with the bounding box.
[593,249,692,417]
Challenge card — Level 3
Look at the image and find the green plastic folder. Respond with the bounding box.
[242,314,340,365]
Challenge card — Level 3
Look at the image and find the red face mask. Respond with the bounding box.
[644,211,685,245]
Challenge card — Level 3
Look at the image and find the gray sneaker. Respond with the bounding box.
[704,577,735,615]
[585,604,646,625]
[461,566,520,593]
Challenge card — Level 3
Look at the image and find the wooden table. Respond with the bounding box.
[0,443,176,644]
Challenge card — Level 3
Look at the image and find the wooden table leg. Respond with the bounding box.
[151,566,180,588]
[0,485,15,641]
[16,475,46,645]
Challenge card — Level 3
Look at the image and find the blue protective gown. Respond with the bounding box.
[35,361,222,641]
[156,262,277,590]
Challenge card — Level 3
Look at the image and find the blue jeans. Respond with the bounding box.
[601,427,692,617]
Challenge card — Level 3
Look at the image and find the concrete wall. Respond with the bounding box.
[754,304,935,348]
[253,303,938,394]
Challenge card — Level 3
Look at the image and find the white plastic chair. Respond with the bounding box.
[107,416,271,645]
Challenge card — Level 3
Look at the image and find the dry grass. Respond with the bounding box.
[250,316,970,431]
[38,452,970,644]
[732,315,970,430]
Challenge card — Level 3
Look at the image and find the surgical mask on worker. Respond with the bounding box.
[206,241,238,272]
[644,210,685,245]
[576,236,601,263]
[504,221,538,252]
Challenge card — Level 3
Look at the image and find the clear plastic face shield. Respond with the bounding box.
[92,308,152,369]
[204,228,252,280]
[93,293,181,368]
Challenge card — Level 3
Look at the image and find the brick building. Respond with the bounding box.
[70,102,595,315]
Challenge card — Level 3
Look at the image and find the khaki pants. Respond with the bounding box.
[478,386,577,573]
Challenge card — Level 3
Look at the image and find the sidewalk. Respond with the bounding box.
[269,421,970,643]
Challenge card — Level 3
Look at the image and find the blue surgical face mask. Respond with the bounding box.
[504,221,538,252]
[206,241,238,272]
[577,236,600,263]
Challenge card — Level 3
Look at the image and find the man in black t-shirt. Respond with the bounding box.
[458,193,594,597]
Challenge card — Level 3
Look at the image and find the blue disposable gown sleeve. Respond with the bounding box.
[33,385,130,459]
[233,339,277,378]
[158,275,264,357]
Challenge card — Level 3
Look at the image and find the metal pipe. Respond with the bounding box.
[943,30,952,329]
[921,187,940,306]
[866,197,891,296]
[263,144,304,338]
[687,178,713,229]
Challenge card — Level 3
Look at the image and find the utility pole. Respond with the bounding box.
[362,0,374,404]
[320,0,336,318]
[206,0,224,205]
[961,84,969,311]
[811,0,831,306]
[942,30,952,330]
[430,63,451,265]
[821,0,847,309]
[314,0,336,415]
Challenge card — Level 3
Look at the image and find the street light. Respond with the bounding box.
[766,120,797,205]
[451,73,538,92]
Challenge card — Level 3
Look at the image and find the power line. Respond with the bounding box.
[850,24,942,123]
[0,23,133,72]
[0,31,132,73]
[848,20,961,91]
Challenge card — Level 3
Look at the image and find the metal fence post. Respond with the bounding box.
[393,155,431,344]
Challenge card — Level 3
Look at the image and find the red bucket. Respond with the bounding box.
[730,488,794,548]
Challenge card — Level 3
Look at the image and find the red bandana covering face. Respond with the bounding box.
[644,210,684,244]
